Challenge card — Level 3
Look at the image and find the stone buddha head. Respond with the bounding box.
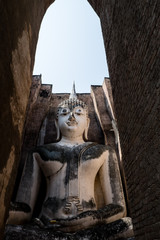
[55,83,90,142]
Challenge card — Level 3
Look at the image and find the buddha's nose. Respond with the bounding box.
[68,112,75,121]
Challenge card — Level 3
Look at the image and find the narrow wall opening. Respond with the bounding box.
[33,0,109,93]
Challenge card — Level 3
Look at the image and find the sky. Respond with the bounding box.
[33,0,109,93]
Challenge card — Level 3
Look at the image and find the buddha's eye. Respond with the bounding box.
[61,108,69,115]
[75,108,84,115]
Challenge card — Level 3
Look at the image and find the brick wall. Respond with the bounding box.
[88,0,160,239]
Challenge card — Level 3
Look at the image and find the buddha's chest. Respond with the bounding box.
[35,143,107,179]
[37,153,103,181]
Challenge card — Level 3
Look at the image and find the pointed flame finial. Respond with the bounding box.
[69,81,77,100]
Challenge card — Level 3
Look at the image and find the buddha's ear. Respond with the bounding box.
[55,119,60,141]
[84,118,90,141]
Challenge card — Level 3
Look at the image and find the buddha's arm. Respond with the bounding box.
[7,151,41,224]
[99,149,126,222]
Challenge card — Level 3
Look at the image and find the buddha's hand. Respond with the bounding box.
[51,212,98,232]
[51,204,124,232]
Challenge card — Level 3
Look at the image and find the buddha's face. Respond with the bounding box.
[57,106,89,139]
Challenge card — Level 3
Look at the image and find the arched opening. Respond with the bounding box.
[33,0,109,93]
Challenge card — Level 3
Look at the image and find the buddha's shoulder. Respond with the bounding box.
[82,142,114,160]
[31,143,63,158]
[33,143,63,152]
[84,142,114,151]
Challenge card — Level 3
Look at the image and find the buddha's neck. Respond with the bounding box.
[59,136,84,146]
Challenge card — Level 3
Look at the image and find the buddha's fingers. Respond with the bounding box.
[56,215,99,232]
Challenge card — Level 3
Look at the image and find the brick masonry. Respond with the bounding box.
[88,0,160,239]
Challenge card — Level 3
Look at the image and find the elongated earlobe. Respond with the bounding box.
[55,120,60,141]
[84,119,90,141]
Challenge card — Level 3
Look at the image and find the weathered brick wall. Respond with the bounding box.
[88,0,160,239]
[0,0,55,236]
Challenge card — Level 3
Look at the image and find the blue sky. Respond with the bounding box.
[33,0,109,93]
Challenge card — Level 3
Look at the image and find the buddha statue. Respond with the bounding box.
[7,84,127,233]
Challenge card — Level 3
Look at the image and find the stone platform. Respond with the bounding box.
[5,217,134,240]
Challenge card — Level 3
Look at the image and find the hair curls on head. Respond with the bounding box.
[56,82,88,119]
[56,98,88,119]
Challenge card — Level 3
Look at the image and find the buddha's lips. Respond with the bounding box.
[66,120,78,126]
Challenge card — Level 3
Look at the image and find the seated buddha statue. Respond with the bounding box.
[7,85,127,233]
